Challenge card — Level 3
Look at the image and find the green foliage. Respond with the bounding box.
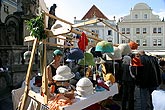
[26,15,47,41]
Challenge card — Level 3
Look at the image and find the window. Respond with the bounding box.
[4,5,9,13]
[143,40,147,46]
[153,39,157,46]
[126,28,130,34]
[92,30,99,35]
[135,14,138,19]
[153,28,157,33]
[108,30,112,35]
[144,14,147,19]
[158,27,161,33]
[122,28,125,34]
[136,28,140,34]
[143,28,147,34]
[158,39,161,46]
[122,40,126,43]
[136,40,140,46]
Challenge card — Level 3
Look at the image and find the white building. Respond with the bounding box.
[74,5,118,44]
[118,3,165,55]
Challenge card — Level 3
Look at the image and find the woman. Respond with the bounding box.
[46,49,63,85]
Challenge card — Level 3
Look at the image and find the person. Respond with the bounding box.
[50,65,75,98]
[46,49,63,85]
[138,50,161,110]
[151,71,165,110]
[121,55,135,110]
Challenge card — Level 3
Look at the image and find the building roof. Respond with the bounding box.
[81,5,109,20]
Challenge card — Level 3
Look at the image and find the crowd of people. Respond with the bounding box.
[43,48,165,110]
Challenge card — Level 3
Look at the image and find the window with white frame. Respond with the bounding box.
[108,30,112,35]
[143,39,147,46]
[158,27,161,33]
[158,39,162,46]
[136,28,140,34]
[153,28,157,33]
[126,28,130,34]
[122,28,125,34]
[136,40,140,46]
[143,28,147,34]
[122,40,126,43]
[144,14,147,19]
[153,39,157,46]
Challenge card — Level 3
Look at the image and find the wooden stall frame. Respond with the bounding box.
[19,12,104,110]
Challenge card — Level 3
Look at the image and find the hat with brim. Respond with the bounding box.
[88,47,102,57]
[68,48,84,60]
[132,57,143,66]
[95,41,114,53]
[53,49,63,57]
[95,57,106,64]
[128,41,138,50]
[53,65,75,81]
[118,43,132,56]
[78,52,95,66]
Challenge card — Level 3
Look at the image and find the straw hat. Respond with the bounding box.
[103,73,115,83]
[78,52,95,66]
[118,43,132,55]
[53,65,75,81]
[132,57,143,66]
[95,41,114,53]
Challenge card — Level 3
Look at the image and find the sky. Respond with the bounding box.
[43,0,165,23]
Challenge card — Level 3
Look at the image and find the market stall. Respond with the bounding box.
[16,12,121,110]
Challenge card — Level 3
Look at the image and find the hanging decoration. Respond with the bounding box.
[78,32,88,52]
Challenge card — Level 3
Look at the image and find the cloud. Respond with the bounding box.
[153,10,165,20]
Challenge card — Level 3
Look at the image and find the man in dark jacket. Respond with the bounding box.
[138,50,161,110]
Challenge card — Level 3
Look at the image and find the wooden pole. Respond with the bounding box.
[19,38,38,110]
[44,12,98,36]
[42,40,48,104]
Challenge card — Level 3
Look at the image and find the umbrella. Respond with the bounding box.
[95,41,114,53]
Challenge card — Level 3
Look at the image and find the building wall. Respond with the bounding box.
[118,3,165,51]
[1,0,17,23]
[74,19,118,44]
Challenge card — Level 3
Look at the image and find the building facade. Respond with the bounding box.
[118,3,165,54]
[74,5,118,44]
